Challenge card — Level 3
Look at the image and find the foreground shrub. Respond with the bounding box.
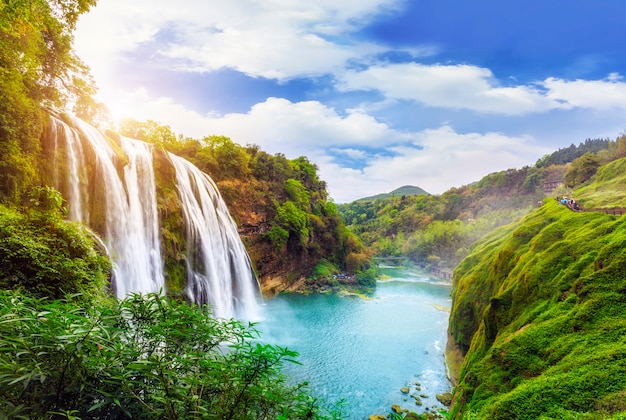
[0,291,339,419]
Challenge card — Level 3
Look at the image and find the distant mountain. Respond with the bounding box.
[355,185,429,202]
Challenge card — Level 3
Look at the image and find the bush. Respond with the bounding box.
[0,291,340,419]
[311,258,337,278]
[0,187,111,302]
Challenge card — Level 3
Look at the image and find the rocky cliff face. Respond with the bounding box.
[216,178,320,296]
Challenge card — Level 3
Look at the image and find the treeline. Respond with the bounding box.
[338,137,626,273]
[536,138,612,167]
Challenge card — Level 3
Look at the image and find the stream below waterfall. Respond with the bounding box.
[258,267,453,419]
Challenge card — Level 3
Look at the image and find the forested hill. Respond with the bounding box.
[447,155,626,419]
[354,185,429,202]
[337,137,622,274]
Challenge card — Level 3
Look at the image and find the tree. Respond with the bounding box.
[564,152,600,187]
[276,200,309,245]
[0,0,98,204]
[203,135,251,180]
[119,118,179,144]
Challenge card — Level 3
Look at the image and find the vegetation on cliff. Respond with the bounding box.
[448,156,626,419]
[0,187,111,303]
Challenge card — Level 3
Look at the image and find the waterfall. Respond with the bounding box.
[48,115,260,319]
[169,154,260,320]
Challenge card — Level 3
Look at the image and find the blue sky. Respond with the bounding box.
[74,0,626,202]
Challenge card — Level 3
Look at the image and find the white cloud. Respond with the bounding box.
[337,62,561,115]
[338,63,626,116]
[182,97,412,156]
[75,0,409,82]
[328,148,369,159]
[319,126,549,202]
[543,75,626,110]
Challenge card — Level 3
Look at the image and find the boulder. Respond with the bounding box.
[436,392,453,406]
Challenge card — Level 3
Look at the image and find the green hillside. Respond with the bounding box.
[448,157,626,419]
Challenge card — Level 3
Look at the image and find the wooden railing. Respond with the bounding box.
[584,207,626,216]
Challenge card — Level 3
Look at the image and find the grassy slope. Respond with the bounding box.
[449,158,626,419]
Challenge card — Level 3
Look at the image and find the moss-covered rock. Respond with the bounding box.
[436,392,452,407]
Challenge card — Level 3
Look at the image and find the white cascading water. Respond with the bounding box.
[48,115,259,319]
[49,118,87,221]
[169,153,260,320]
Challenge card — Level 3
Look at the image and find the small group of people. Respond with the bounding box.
[556,195,581,211]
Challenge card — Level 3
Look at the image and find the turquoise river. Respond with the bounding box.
[258,268,453,419]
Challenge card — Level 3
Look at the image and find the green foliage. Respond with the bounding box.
[311,258,338,278]
[265,225,290,249]
[119,119,179,144]
[355,267,378,288]
[355,185,429,202]
[0,188,111,302]
[285,178,311,208]
[202,135,251,180]
[276,200,310,245]
[339,181,534,271]
[535,138,611,167]
[564,152,600,187]
[0,291,340,419]
[0,0,98,204]
[575,156,626,209]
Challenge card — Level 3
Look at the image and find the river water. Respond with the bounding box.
[258,268,453,419]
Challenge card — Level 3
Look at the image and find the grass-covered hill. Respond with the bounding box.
[448,156,626,419]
